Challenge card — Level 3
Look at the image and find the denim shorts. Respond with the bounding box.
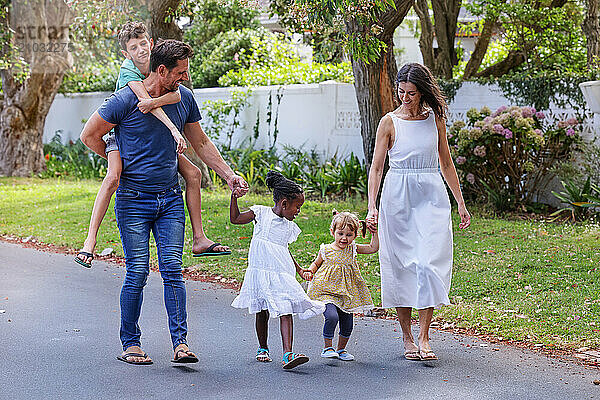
[105,132,118,153]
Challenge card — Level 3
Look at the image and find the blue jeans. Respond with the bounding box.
[114,185,186,351]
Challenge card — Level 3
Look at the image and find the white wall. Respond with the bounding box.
[45,81,596,161]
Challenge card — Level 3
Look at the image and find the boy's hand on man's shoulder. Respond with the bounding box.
[137,98,156,114]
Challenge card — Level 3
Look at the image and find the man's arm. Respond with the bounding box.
[80,111,116,159]
[184,121,249,196]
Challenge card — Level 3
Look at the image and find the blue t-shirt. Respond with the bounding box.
[97,85,202,192]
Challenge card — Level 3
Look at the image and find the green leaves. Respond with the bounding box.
[551,177,600,221]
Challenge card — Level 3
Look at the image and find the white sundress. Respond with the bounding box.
[231,205,325,319]
[379,111,453,309]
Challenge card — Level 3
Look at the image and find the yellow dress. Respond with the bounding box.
[307,243,374,313]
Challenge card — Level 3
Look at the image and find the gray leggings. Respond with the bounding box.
[323,303,353,339]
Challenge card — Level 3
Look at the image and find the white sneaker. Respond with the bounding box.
[337,349,355,361]
[321,347,339,358]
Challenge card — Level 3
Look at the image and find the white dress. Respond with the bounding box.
[379,111,453,309]
[231,205,325,319]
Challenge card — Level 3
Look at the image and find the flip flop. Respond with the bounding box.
[419,349,438,361]
[404,350,421,361]
[282,352,309,370]
[117,352,153,365]
[192,242,231,257]
[74,251,94,268]
[171,349,199,363]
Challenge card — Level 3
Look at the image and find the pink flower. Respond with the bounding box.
[503,128,513,139]
[521,107,535,118]
[233,53,239,61]
[496,106,508,114]
[493,124,504,134]
[466,173,475,184]
[535,111,545,119]
[566,117,578,126]
[534,129,543,136]
[483,116,493,124]
[456,156,466,165]
[473,145,486,157]
[566,128,575,136]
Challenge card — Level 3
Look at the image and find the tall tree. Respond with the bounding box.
[0,0,73,176]
[290,0,414,167]
[466,0,583,78]
[583,0,600,67]
[0,0,198,178]
[462,12,500,79]
[414,0,461,78]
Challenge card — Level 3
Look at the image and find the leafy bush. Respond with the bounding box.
[60,61,119,93]
[41,132,107,179]
[214,140,367,199]
[448,105,581,210]
[184,0,260,47]
[551,177,600,221]
[218,61,354,86]
[190,28,268,88]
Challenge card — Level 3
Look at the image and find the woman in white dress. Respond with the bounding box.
[366,63,471,361]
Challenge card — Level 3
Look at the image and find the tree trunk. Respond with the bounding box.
[346,0,414,169]
[414,0,460,78]
[583,0,600,67]
[0,0,72,177]
[463,16,497,79]
[474,50,526,78]
[413,0,434,69]
[430,0,461,78]
[145,0,184,42]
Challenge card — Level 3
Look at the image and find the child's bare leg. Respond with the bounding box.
[337,335,350,351]
[280,315,293,354]
[256,310,269,349]
[177,154,229,254]
[77,151,122,264]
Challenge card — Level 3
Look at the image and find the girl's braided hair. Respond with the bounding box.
[265,170,303,203]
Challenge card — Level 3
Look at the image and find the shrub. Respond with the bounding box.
[40,132,107,179]
[190,28,268,88]
[60,62,119,93]
[218,61,354,86]
[448,105,581,210]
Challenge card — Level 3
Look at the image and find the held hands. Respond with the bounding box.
[137,98,156,114]
[365,209,378,234]
[171,129,188,154]
[300,270,313,281]
[458,203,471,229]
[228,174,249,198]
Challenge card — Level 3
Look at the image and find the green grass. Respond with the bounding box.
[1,177,599,349]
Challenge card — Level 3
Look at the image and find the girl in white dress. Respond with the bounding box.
[366,63,471,362]
[230,170,325,369]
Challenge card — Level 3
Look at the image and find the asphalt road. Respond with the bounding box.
[0,241,597,400]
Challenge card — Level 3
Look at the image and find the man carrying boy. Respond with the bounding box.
[75,22,230,270]
[81,39,248,364]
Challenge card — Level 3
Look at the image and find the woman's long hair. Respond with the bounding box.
[396,63,448,121]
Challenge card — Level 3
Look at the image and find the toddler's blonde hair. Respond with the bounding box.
[330,210,366,237]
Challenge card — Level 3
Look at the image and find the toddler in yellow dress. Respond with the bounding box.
[303,211,379,361]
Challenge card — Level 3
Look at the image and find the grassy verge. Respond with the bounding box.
[1,177,599,349]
